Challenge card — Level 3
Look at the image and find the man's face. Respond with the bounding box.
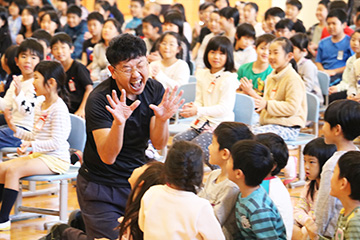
[109,56,149,99]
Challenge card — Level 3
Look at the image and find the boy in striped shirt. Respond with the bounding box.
[227,140,286,239]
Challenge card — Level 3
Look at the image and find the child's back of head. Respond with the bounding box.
[230,140,273,187]
[324,99,360,141]
[214,122,254,151]
[165,141,203,194]
[255,133,288,176]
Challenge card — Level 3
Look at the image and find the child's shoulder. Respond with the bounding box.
[238,187,275,213]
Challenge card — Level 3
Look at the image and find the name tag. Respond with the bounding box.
[337,51,344,60]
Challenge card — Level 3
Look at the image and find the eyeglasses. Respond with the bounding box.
[112,61,148,77]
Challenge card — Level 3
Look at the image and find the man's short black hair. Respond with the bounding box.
[213,122,254,151]
[230,140,274,187]
[143,14,162,34]
[67,4,82,17]
[265,7,285,20]
[338,151,360,201]
[286,0,302,10]
[329,0,347,11]
[219,7,240,27]
[106,33,146,66]
[326,9,347,24]
[199,2,215,11]
[32,29,52,47]
[256,133,289,176]
[324,99,360,141]
[131,0,145,7]
[17,38,44,60]
[275,18,295,31]
[50,32,73,48]
[255,33,276,47]
[236,23,256,40]
[58,0,75,5]
[87,11,104,24]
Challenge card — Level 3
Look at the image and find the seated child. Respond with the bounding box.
[0,38,43,149]
[275,18,295,39]
[32,29,52,60]
[123,0,144,34]
[7,0,26,44]
[348,57,360,102]
[233,23,257,70]
[238,34,275,98]
[219,7,239,44]
[149,31,189,90]
[285,0,306,33]
[256,133,294,240]
[142,14,162,55]
[16,6,39,45]
[139,141,225,240]
[94,0,113,20]
[292,137,336,240]
[198,122,253,239]
[173,36,239,169]
[39,10,62,36]
[290,33,323,104]
[56,0,72,27]
[228,140,286,239]
[51,33,93,118]
[243,2,265,37]
[264,7,285,34]
[311,100,360,238]
[81,12,104,67]
[63,4,88,60]
[315,9,353,87]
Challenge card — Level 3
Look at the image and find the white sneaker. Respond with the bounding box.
[0,220,10,231]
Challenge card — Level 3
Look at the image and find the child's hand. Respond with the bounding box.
[17,141,31,155]
[304,218,319,240]
[180,102,197,118]
[239,77,253,94]
[254,97,267,113]
[4,108,16,132]
[84,31,92,40]
[147,51,161,63]
[13,75,22,96]
[16,34,24,45]
[75,108,85,119]
[328,86,338,95]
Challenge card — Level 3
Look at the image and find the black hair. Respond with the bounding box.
[34,61,69,107]
[230,140,274,187]
[356,6,360,13]
[275,18,294,31]
[324,99,360,141]
[19,7,39,35]
[265,7,285,20]
[32,29,51,47]
[255,33,276,47]
[11,0,27,15]
[199,2,215,11]
[102,18,122,40]
[236,23,256,40]
[319,0,329,8]
[106,33,146,66]
[245,2,259,13]
[290,32,308,51]
[165,141,203,194]
[3,45,21,75]
[303,137,337,200]
[50,32,73,48]
[87,11,104,24]
[0,7,9,31]
[40,10,61,33]
[204,35,235,72]
[356,14,360,23]
[67,4,82,17]
[219,7,239,27]
[131,0,144,7]
[214,0,230,7]
[170,3,187,22]
[329,0,347,11]
[142,14,162,34]
[286,0,302,10]
[17,37,44,60]
[326,9,347,24]
[255,133,289,176]
[337,151,360,201]
[213,122,254,151]
[96,0,111,12]
[163,10,184,36]
[58,0,75,5]
[272,37,297,71]
[118,161,165,240]
[38,4,55,13]
[158,31,182,59]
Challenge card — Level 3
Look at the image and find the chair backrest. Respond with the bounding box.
[189,75,196,83]
[68,114,86,152]
[233,93,255,126]
[306,92,320,136]
[178,83,196,107]
[318,71,330,97]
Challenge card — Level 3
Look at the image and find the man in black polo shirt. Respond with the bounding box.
[76,33,183,239]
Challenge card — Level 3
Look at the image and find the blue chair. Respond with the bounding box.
[11,114,86,225]
[233,93,255,126]
[318,71,330,112]
[189,75,197,83]
[286,92,320,188]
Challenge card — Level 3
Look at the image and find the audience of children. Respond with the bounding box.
[16,6,39,45]
[292,137,336,240]
[275,18,295,39]
[233,23,256,70]
[170,3,192,44]
[31,29,51,60]
[50,32,93,117]
[39,10,61,36]
[142,14,161,55]
[198,122,253,239]
[264,7,285,35]
[173,36,239,169]
[285,0,306,33]
[7,0,26,44]
[139,141,225,240]
[0,45,21,98]
[123,0,143,35]
[243,2,264,37]
[228,140,287,239]
[219,6,239,44]
[149,31,189,90]
[0,60,70,231]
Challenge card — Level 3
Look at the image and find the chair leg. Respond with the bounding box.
[59,179,68,222]
[289,145,306,188]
